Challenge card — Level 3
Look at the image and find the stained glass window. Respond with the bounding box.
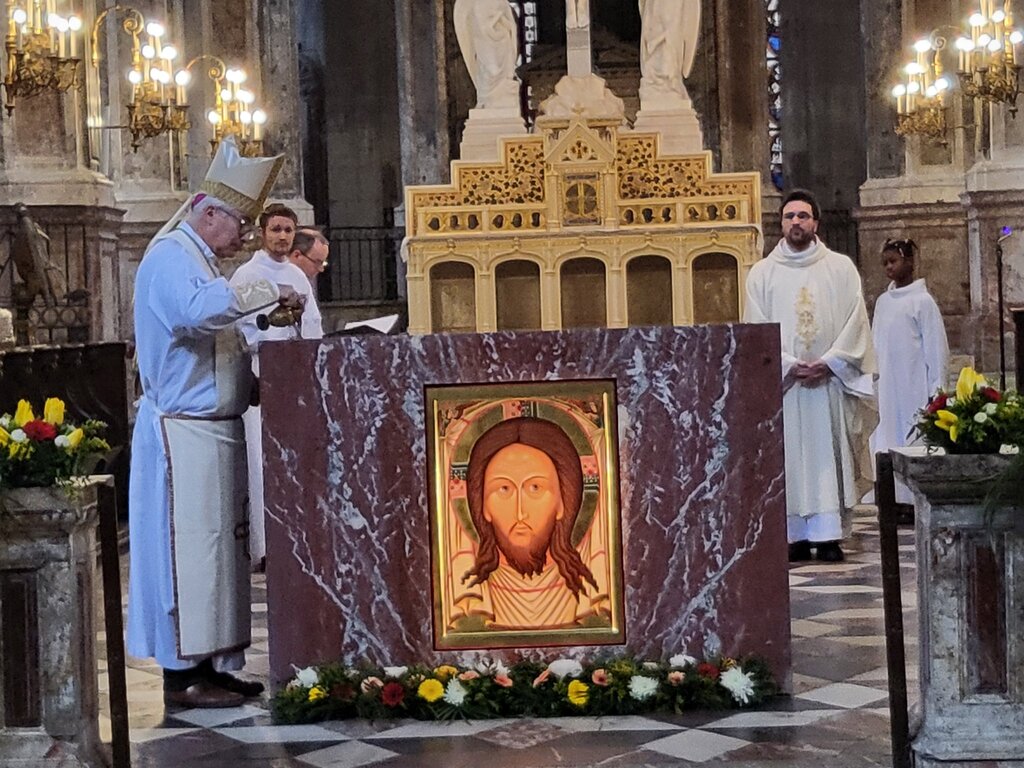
[766,0,783,190]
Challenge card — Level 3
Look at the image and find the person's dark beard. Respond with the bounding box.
[785,227,815,251]
[496,535,549,578]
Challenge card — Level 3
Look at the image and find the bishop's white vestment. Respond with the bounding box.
[127,223,278,670]
[869,279,948,502]
[744,239,877,543]
[230,251,323,561]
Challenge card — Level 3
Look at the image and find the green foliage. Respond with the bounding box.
[913,368,1024,454]
[272,654,778,725]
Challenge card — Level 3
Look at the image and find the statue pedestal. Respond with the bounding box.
[633,103,704,155]
[459,108,527,162]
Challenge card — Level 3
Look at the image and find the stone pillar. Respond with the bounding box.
[0,482,102,768]
[893,451,1024,768]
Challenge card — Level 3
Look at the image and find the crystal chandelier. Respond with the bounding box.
[955,1,1023,111]
[3,1,82,114]
[892,35,952,141]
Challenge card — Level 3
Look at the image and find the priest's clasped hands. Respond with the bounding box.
[786,360,832,391]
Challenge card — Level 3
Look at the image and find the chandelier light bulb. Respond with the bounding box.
[54,17,69,33]
[146,22,165,38]
[904,62,925,75]
[992,10,1006,23]
[935,77,950,91]
[252,109,267,125]
[237,90,254,104]
[907,81,921,94]
[220,87,232,101]
[46,12,59,28]
[240,110,253,124]
[12,8,27,25]
[161,45,178,61]
[142,44,156,59]
[127,69,143,85]
[1011,30,1024,44]
[892,84,907,97]
[914,39,932,52]
[225,69,243,84]
[174,70,191,86]
[956,37,976,51]
[988,38,1003,52]
[207,110,221,125]
[68,15,82,31]
[925,85,938,98]
[978,33,992,46]
[970,13,986,27]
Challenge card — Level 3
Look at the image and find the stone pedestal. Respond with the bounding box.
[893,451,1024,768]
[0,482,103,767]
[632,104,705,155]
[458,109,528,162]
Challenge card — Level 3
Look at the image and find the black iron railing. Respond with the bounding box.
[819,209,860,265]
[323,227,403,304]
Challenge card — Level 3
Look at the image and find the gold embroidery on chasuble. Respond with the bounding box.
[794,286,819,353]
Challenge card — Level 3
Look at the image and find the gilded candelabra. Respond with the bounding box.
[955,1,1023,111]
[3,1,82,114]
[892,34,952,141]
[92,6,190,151]
[193,57,267,157]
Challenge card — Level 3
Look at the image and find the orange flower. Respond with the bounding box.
[668,670,685,686]
[494,674,513,688]
[591,669,609,687]
[458,670,480,682]
[532,669,551,688]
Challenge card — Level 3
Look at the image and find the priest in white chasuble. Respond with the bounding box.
[744,189,876,563]
[128,137,299,708]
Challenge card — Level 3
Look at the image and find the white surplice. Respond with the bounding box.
[230,251,323,561]
[870,279,948,503]
[744,239,877,543]
[127,223,278,671]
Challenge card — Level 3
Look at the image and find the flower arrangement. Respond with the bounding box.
[0,398,110,489]
[914,367,1024,454]
[272,654,777,724]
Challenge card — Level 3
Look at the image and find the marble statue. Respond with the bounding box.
[566,0,590,29]
[453,0,521,111]
[638,0,701,106]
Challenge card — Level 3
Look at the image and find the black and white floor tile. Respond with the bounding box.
[99,507,914,767]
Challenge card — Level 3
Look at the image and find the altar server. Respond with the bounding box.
[128,137,298,708]
[231,204,322,566]
[744,189,877,563]
[869,238,948,505]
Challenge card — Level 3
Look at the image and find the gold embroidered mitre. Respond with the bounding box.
[200,136,284,220]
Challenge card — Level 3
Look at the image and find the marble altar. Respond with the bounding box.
[260,324,790,689]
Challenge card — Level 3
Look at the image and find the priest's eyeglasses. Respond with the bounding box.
[782,211,813,221]
[213,206,257,240]
[299,252,328,271]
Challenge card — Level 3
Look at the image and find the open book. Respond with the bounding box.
[336,314,401,336]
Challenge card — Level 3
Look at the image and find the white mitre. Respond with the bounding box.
[147,136,285,251]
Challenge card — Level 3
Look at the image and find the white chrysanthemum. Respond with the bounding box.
[669,653,697,668]
[547,659,583,680]
[383,666,408,678]
[985,403,999,415]
[628,675,659,700]
[720,667,756,705]
[54,434,70,448]
[294,666,319,687]
[974,412,989,424]
[10,429,27,443]
[443,678,468,706]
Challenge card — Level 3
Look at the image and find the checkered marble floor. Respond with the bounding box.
[99,507,914,767]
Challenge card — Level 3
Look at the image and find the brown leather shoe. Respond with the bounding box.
[163,681,245,709]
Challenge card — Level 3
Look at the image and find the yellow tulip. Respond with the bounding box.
[956,367,987,401]
[67,428,84,449]
[13,400,34,428]
[935,410,959,442]
[307,685,327,702]
[43,397,65,426]
[0,426,8,446]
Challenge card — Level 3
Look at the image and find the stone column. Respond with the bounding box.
[0,482,103,768]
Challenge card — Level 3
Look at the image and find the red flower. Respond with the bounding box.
[381,682,405,707]
[22,420,57,441]
[981,387,1002,403]
[925,394,948,414]
[697,663,720,680]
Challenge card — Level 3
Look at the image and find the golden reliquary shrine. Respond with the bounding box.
[403,118,763,335]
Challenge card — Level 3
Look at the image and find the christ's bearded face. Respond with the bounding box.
[483,442,564,575]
